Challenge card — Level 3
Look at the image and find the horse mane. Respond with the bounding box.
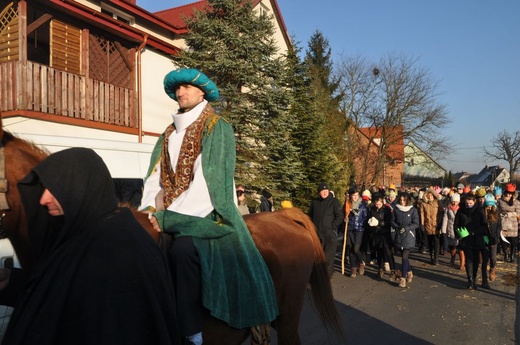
[2,130,49,160]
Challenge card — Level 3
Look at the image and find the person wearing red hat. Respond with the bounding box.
[497,183,520,262]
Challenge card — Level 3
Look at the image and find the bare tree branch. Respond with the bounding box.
[483,130,520,179]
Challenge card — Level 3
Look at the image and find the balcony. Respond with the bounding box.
[0,60,136,129]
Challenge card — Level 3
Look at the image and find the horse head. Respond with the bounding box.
[1,131,48,270]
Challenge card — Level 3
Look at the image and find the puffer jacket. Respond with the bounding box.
[347,201,368,232]
[497,194,520,238]
[442,204,459,240]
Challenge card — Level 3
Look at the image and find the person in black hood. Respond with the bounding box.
[309,182,344,277]
[1,148,179,345]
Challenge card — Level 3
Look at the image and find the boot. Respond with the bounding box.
[511,248,517,263]
[472,275,478,290]
[399,277,407,288]
[350,267,357,278]
[359,261,365,275]
[467,276,474,290]
[459,250,466,271]
[482,277,490,289]
[489,268,496,282]
[449,249,457,267]
[407,271,413,283]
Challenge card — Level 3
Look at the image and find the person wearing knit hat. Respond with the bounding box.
[310,182,343,277]
[484,194,496,207]
[419,188,441,265]
[386,190,398,210]
[140,68,278,343]
[497,183,520,263]
[361,190,372,202]
[344,187,369,278]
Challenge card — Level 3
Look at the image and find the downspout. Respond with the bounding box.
[136,34,149,143]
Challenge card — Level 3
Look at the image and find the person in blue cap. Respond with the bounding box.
[139,68,278,345]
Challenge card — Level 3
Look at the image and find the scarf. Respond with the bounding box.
[160,104,215,208]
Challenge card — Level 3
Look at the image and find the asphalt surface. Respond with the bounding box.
[1,241,515,344]
[271,247,518,345]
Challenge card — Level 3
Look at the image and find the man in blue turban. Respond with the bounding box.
[140,68,278,345]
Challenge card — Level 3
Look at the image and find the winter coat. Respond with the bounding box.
[347,201,368,233]
[391,204,419,250]
[497,195,520,238]
[260,196,273,212]
[418,189,441,235]
[366,204,393,248]
[454,204,489,249]
[310,194,344,237]
[441,204,459,247]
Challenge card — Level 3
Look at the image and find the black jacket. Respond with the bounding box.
[310,194,344,236]
[454,205,488,249]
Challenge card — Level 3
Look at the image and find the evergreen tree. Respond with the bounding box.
[304,31,350,199]
[175,0,300,204]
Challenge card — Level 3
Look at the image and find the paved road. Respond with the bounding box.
[272,249,518,345]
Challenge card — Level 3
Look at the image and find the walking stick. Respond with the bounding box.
[341,221,348,275]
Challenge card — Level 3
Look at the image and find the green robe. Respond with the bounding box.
[146,111,278,329]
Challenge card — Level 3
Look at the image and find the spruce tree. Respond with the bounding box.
[175,0,299,204]
[304,31,350,199]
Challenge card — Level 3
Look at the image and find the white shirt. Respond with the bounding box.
[140,100,214,217]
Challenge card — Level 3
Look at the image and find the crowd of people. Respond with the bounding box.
[235,180,520,290]
[324,182,520,289]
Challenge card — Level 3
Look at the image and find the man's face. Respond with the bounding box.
[319,189,329,199]
[175,83,205,111]
[40,189,64,216]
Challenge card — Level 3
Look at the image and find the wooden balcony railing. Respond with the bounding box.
[0,60,136,128]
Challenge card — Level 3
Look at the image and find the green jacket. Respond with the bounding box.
[146,111,278,329]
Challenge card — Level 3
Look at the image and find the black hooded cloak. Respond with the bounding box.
[3,148,178,345]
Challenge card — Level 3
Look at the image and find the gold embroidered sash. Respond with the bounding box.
[160,104,215,208]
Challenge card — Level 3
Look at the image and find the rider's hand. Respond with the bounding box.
[0,268,10,291]
[149,215,162,233]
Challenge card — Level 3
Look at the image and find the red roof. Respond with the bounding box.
[153,0,290,45]
[153,1,208,32]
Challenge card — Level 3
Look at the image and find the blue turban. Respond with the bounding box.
[163,68,219,102]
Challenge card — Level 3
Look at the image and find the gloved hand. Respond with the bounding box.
[368,217,379,227]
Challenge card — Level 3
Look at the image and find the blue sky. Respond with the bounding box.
[138,0,520,174]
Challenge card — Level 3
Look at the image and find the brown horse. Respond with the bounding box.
[0,129,344,345]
